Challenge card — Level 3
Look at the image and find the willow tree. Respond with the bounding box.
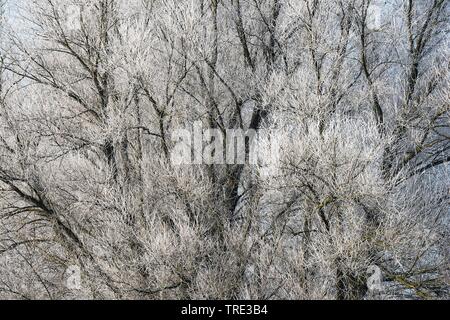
[0,0,448,299]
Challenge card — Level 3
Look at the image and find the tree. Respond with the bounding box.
[0,0,448,299]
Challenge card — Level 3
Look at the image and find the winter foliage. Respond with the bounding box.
[0,0,449,299]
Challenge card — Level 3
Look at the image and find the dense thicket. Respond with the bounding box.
[0,0,448,299]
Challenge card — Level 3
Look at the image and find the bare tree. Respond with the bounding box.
[0,0,448,299]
